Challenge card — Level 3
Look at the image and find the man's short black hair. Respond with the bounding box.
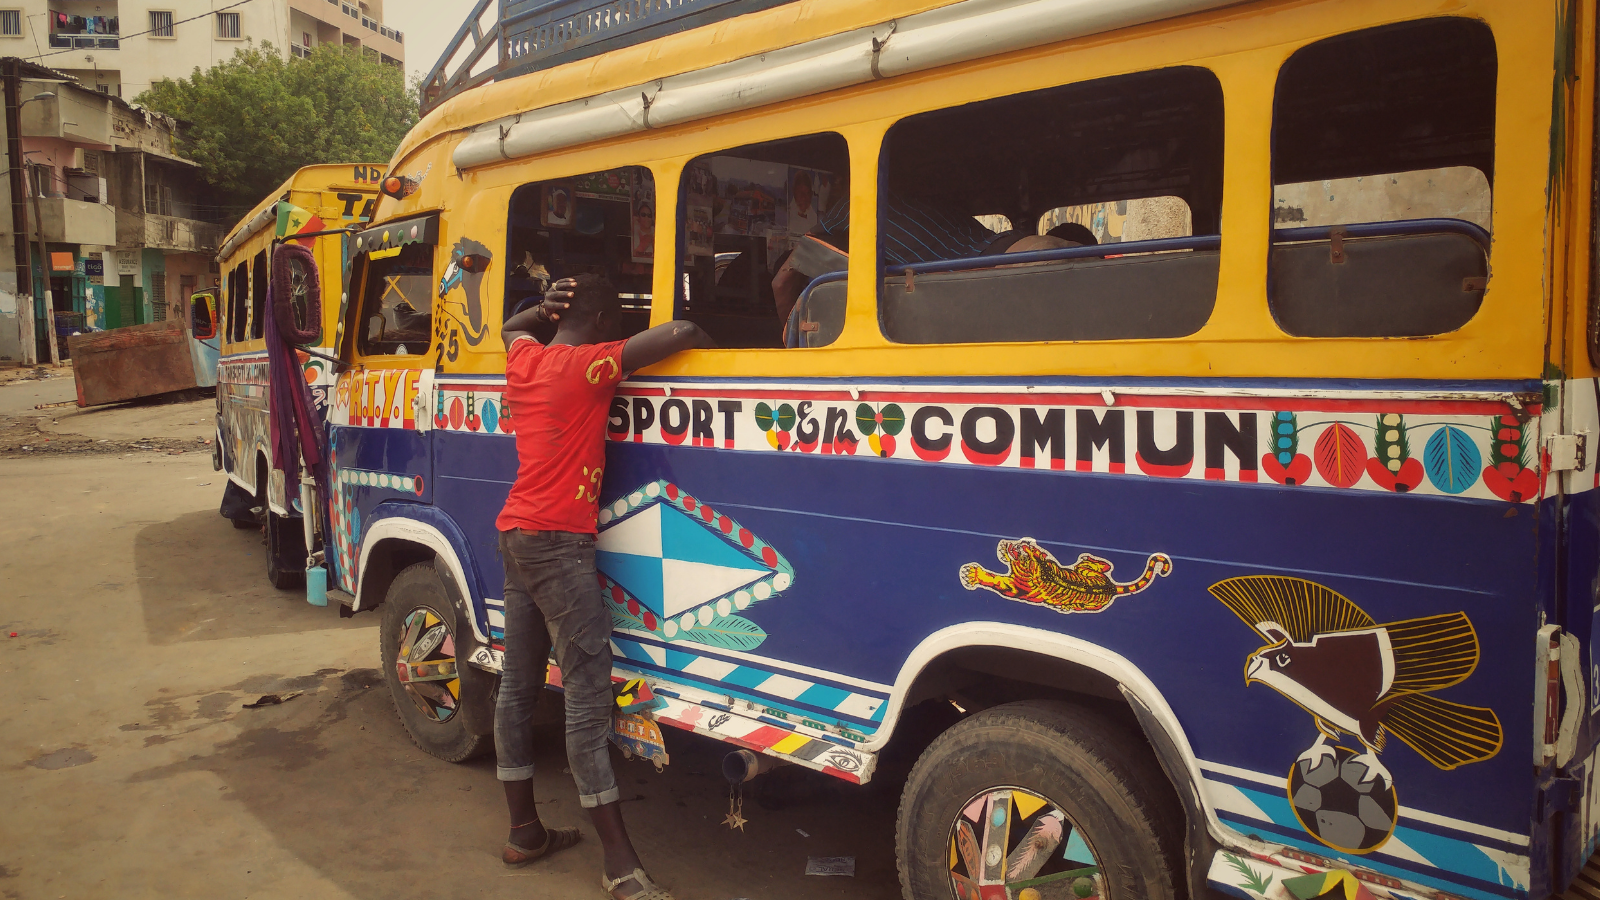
[567,273,621,319]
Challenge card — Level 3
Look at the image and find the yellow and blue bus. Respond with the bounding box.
[212,164,382,586]
[255,0,1600,896]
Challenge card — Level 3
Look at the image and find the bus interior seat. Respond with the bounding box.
[873,247,1220,344]
[1270,228,1486,337]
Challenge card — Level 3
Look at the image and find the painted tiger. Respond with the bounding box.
[959,538,1172,614]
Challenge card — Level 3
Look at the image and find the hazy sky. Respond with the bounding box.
[383,0,485,86]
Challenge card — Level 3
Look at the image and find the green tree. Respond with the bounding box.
[137,42,416,215]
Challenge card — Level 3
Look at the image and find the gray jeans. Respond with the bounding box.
[494,528,620,808]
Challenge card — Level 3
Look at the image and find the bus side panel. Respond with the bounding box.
[592,397,1538,900]
[429,390,519,643]
[217,352,269,497]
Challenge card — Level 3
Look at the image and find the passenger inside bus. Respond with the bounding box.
[502,168,655,345]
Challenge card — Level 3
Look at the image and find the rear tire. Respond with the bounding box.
[896,700,1182,900]
[380,561,487,762]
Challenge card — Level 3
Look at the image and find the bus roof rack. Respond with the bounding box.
[420,0,802,116]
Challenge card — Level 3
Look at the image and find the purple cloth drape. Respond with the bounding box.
[265,248,330,514]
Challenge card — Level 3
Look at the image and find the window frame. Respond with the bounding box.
[1265,16,1497,340]
[149,10,174,38]
[346,213,442,363]
[870,64,1226,347]
[216,12,241,40]
[0,10,22,37]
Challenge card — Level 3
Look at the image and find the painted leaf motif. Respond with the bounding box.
[675,615,767,651]
[1424,425,1481,494]
[776,404,797,431]
[755,402,775,432]
[879,403,906,436]
[1313,423,1366,488]
[855,402,878,436]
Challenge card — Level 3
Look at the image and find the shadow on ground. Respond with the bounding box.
[135,509,372,644]
[127,668,906,900]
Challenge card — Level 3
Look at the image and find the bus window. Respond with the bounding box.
[358,242,435,356]
[503,167,654,341]
[877,67,1223,344]
[1269,18,1496,338]
[675,132,848,348]
[227,261,248,343]
[250,249,267,340]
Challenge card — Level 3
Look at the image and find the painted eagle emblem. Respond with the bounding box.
[1210,575,1503,788]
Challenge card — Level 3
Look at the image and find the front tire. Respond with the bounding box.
[897,700,1181,900]
[380,561,487,762]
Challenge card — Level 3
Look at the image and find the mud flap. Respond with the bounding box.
[439,573,496,737]
[219,478,257,524]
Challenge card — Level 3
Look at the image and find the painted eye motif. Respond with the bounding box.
[1275,652,1292,667]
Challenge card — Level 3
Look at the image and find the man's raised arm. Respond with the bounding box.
[620,320,715,371]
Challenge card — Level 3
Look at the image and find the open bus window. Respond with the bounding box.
[503,167,654,343]
[876,67,1223,344]
[676,132,848,349]
[1269,18,1496,338]
[227,261,247,343]
[358,243,434,356]
[249,249,267,340]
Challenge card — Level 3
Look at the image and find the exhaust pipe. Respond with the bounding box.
[722,748,786,784]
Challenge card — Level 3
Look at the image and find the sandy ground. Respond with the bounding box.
[0,382,906,900]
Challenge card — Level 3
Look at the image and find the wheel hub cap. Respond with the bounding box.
[948,786,1101,900]
[395,608,460,723]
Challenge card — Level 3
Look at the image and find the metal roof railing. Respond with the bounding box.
[419,0,799,116]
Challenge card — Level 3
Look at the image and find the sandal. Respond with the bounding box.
[502,825,583,868]
[601,867,674,900]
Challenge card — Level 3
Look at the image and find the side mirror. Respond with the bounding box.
[191,293,217,339]
[271,243,322,345]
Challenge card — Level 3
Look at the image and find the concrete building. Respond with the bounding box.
[1,59,223,361]
[0,0,403,100]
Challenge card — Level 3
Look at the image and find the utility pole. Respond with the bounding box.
[3,59,36,365]
[30,160,59,366]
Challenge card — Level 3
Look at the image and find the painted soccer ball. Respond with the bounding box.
[1286,745,1398,854]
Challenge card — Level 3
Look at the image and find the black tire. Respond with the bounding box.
[897,700,1182,900]
[379,562,488,762]
[266,510,305,590]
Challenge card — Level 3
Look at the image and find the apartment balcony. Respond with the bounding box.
[32,197,116,246]
[115,209,225,253]
[46,4,120,50]
[289,0,402,55]
[20,83,112,146]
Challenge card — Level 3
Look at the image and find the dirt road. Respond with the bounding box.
[0,386,904,900]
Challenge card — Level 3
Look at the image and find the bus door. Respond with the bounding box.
[326,215,439,596]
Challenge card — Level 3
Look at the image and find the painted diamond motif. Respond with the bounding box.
[596,480,794,651]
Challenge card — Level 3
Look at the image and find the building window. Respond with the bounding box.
[216,12,240,39]
[302,31,311,46]
[0,10,21,36]
[150,272,167,322]
[149,10,173,37]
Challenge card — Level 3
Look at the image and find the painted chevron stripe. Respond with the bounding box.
[609,634,885,738]
[1202,773,1526,900]
[546,662,877,784]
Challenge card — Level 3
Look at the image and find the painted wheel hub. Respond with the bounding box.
[947,786,1102,900]
[395,607,460,724]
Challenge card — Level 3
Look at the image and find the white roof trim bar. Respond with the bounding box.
[453,0,1239,170]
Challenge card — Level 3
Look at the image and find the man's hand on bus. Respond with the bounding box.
[620,320,715,371]
[502,278,576,346]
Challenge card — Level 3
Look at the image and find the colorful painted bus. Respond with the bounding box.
[212,164,381,587]
[251,0,1600,897]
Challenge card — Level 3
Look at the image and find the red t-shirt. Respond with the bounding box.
[495,336,628,535]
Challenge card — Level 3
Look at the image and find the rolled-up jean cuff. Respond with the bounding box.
[497,764,536,782]
[579,786,621,809]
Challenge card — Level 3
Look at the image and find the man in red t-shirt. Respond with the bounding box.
[494,274,711,900]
